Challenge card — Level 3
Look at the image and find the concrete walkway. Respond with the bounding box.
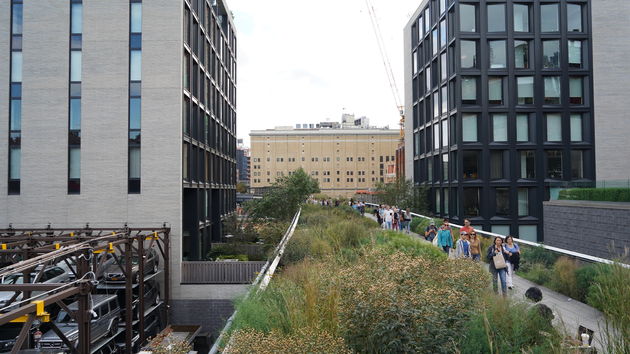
[365,212,606,351]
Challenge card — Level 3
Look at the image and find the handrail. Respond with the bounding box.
[364,203,630,269]
[209,208,302,354]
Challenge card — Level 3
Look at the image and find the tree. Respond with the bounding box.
[236,182,248,193]
[246,168,320,220]
[374,177,428,214]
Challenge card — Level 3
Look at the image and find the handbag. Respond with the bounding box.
[493,251,507,269]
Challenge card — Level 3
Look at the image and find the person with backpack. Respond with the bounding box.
[487,236,510,296]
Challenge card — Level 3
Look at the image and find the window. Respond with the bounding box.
[570,114,583,142]
[440,53,447,80]
[546,114,562,141]
[441,119,448,147]
[487,4,505,32]
[440,0,446,14]
[131,3,142,33]
[489,40,506,69]
[544,76,561,104]
[546,150,563,179]
[513,4,529,32]
[463,151,479,179]
[130,50,142,81]
[569,77,583,104]
[462,114,478,142]
[518,188,529,216]
[543,40,560,68]
[490,150,506,179]
[10,100,21,131]
[129,98,142,129]
[12,3,23,34]
[425,66,431,91]
[71,3,83,34]
[418,16,424,38]
[463,188,480,217]
[440,20,447,48]
[519,225,537,242]
[69,147,81,179]
[11,52,22,82]
[567,4,582,32]
[492,114,508,142]
[568,40,582,68]
[427,158,433,182]
[129,146,141,179]
[9,147,21,180]
[460,40,477,68]
[571,150,584,178]
[434,124,440,149]
[442,154,449,180]
[496,188,510,216]
[70,51,82,81]
[520,151,535,178]
[514,40,529,69]
[435,189,441,213]
[460,4,476,32]
[541,4,559,32]
[461,76,477,104]
[413,51,418,75]
[433,91,440,117]
[516,114,529,142]
[488,77,503,105]
[70,98,81,130]
[424,7,430,33]
[517,76,534,104]
[432,29,438,55]
[441,85,448,113]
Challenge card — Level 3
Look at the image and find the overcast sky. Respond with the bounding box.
[229,0,421,145]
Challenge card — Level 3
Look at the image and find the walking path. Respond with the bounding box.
[365,212,606,351]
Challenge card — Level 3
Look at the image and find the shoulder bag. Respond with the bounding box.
[493,250,507,269]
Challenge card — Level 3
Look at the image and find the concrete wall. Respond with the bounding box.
[543,200,630,259]
[171,299,234,339]
[592,1,630,181]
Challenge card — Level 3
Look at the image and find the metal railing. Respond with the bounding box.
[181,261,267,284]
[364,203,630,269]
[209,208,302,354]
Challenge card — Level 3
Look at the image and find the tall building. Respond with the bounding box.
[0,0,237,297]
[404,0,595,241]
[250,121,399,197]
[236,139,250,185]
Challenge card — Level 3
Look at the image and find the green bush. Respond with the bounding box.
[548,257,579,299]
[519,263,553,286]
[575,263,600,303]
[215,254,248,261]
[371,230,447,261]
[520,245,559,270]
[559,188,630,202]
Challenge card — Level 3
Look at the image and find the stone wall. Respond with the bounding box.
[543,200,630,259]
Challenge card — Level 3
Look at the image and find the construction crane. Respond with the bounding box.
[364,0,404,141]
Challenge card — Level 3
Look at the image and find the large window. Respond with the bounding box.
[518,188,529,216]
[71,3,83,34]
[571,150,584,179]
[487,4,505,32]
[569,77,583,104]
[513,4,529,32]
[514,40,529,69]
[425,66,431,91]
[10,100,21,131]
[517,76,534,104]
[568,40,582,68]
[12,3,23,34]
[440,53,447,80]
[489,40,506,69]
[570,114,583,142]
[520,151,535,179]
[490,150,506,179]
[427,157,433,182]
[460,40,477,68]
[432,29,439,55]
[567,4,583,32]
[11,52,22,82]
[544,76,561,104]
[440,20,447,48]
[488,77,503,105]
[546,113,562,141]
[546,150,563,179]
[516,114,529,142]
[541,4,559,32]
[461,76,477,104]
[70,98,81,130]
[492,114,508,142]
[463,151,480,179]
[442,154,449,180]
[441,85,448,114]
[433,91,440,118]
[70,51,82,81]
[543,40,560,68]
[460,4,476,32]
[424,7,430,33]
[462,114,478,142]
[496,188,510,216]
[464,188,480,217]
[434,124,440,150]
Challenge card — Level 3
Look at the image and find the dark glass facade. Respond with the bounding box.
[409,0,594,241]
[183,0,237,260]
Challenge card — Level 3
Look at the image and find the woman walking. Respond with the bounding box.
[402,208,412,234]
[436,219,453,254]
[487,237,510,296]
[504,236,521,290]
[469,232,481,261]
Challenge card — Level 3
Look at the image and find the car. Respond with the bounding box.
[0,265,73,311]
[97,279,160,321]
[38,294,121,350]
[103,249,159,284]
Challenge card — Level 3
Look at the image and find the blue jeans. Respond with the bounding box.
[442,246,450,254]
[492,268,508,296]
[385,221,392,229]
[472,254,481,262]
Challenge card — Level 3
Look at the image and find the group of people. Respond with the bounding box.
[374,205,412,233]
[350,201,366,216]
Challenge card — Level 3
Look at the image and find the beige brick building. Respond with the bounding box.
[250,127,400,197]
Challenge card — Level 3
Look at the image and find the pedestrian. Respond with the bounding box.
[374,206,382,226]
[469,231,481,261]
[504,236,521,290]
[392,207,399,231]
[487,237,510,296]
[436,219,453,254]
[402,208,412,234]
[424,220,438,242]
[384,206,393,230]
[455,232,471,258]
[460,219,474,235]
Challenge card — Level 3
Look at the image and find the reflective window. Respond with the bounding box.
[441,85,448,113]
[131,3,142,33]
[10,100,21,131]
[129,147,141,179]
[544,76,561,104]
[569,77,583,104]
[9,147,21,179]
[426,66,431,91]
[461,76,477,104]
[546,113,562,141]
[570,114,583,141]
[489,40,506,69]
[460,40,477,68]
[464,188,480,216]
[432,29,438,55]
[488,77,503,105]
[492,114,508,142]
[424,7,430,33]
[515,40,529,69]
[11,52,22,83]
[130,98,141,130]
[487,4,505,32]
[442,154,449,180]
[418,16,424,38]
[440,20,447,48]
[69,147,81,179]
[413,51,418,75]
[543,40,560,68]
[519,225,537,242]
[513,4,529,32]
[517,76,534,104]
[516,114,529,142]
[70,98,81,130]
[541,4,559,32]
[568,40,582,68]
[520,151,535,178]
[496,188,510,215]
[462,114,478,142]
[440,53,447,80]
[490,151,505,179]
[567,4,582,32]
[71,51,82,82]
[463,151,480,179]
[434,123,440,149]
[434,91,440,118]
[571,150,583,179]
[440,0,446,14]
[518,188,529,216]
[12,4,23,35]
[547,150,563,179]
[71,3,83,34]
[441,118,448,147]
[460,4,476,32]
[130,50,142,81]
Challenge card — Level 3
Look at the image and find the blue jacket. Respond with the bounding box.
[437,228,453,247]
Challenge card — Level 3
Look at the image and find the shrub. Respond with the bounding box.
[371,230,446,261]
[559,187,630,202]
[520,245,559,270]
[228,328,351,354]
[409,217,423,233]
[519,263,553,286]
[548,257,579,299]
[216,254,249,261]
[575,263,600,303]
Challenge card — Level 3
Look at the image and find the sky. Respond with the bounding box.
[229,0,421,145]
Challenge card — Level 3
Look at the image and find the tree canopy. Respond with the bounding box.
[373,178,428,214]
